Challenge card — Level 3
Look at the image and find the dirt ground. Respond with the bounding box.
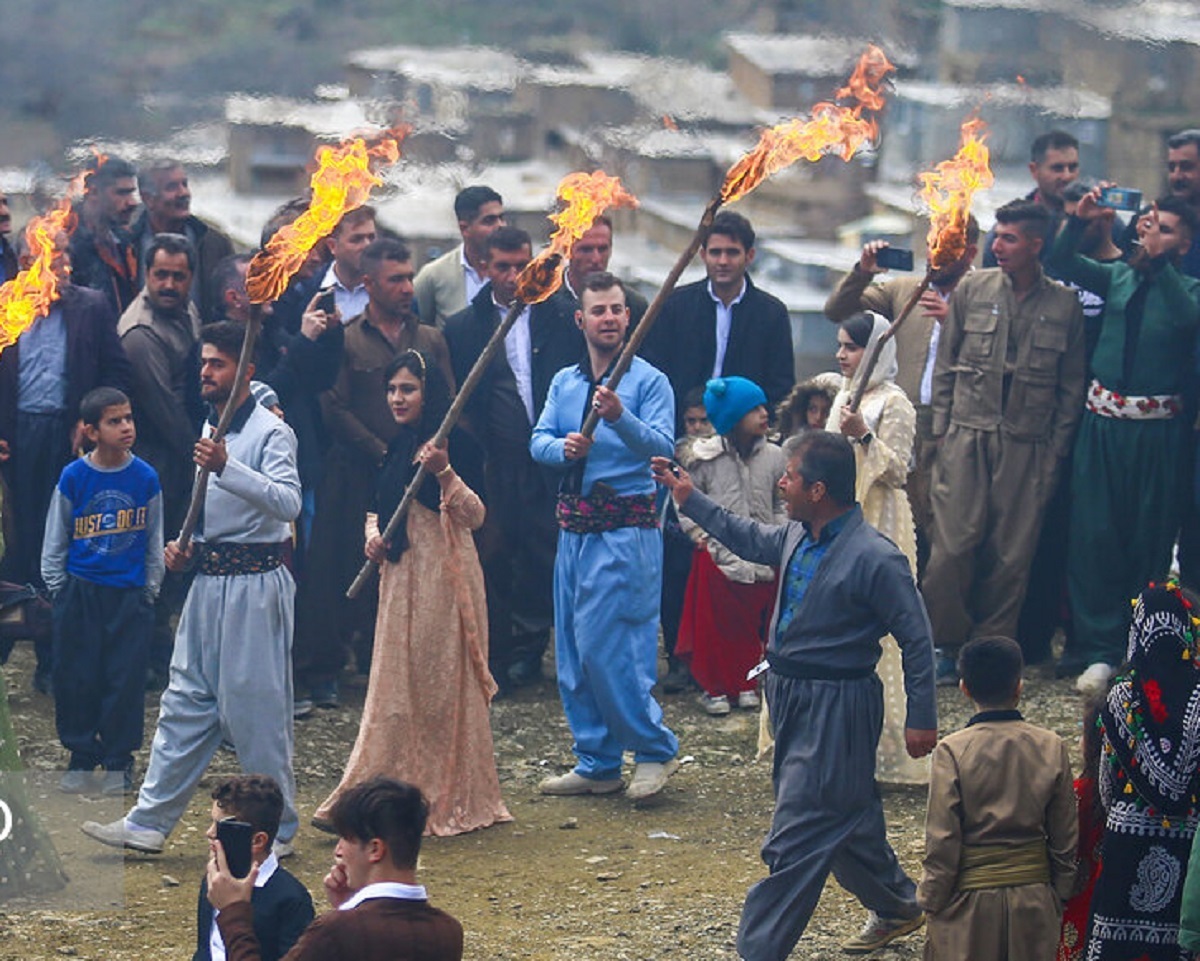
[0,641,1084,960]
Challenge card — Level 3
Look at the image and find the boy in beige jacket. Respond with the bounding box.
[918,636,1077,960]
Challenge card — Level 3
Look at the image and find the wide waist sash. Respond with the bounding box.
[1086,379,1182,420]
[957,840,1050,892]
[198,541,287,576]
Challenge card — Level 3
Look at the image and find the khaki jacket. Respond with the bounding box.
[931,267,1085,458]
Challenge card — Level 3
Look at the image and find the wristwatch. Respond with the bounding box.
[857,431,873,446]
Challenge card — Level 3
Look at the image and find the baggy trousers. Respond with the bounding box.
[1069,412,1185,666]
[922,425,1060,649]
[52,577,152,769]
[553,526,677,779]
[737,672,918,961]
[129,566,298,842]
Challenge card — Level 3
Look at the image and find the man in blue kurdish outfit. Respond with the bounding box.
[531,271,679,802]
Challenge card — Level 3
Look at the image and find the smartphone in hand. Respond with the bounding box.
[875,247,915,272]
[316,287,338,315]
[1097,186,1143,212]
[216,818,255,879]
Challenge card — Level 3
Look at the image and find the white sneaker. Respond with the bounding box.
[273,838,295,859]
[737,690,760,710]
[700,693,731,716]
[626,759,680,800]
[1076,662,1115,697]
[81,817,165,854]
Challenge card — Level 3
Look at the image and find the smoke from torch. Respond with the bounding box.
[245,125,410,305]
[721,44,895,204]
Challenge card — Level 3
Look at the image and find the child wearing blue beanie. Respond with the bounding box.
[676,376,786,715]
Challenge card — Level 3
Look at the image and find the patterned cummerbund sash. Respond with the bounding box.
[556,491,658,534]
[956,840,1050,892]
[1087,379,1182,420]
[199,541,286,576]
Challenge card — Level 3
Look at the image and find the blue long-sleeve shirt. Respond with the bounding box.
[42,452,164,595]
[530,356,675,496]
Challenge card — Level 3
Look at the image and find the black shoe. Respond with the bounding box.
[507,657,542,688]
[661,659,692,694]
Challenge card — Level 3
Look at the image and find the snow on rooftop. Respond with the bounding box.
[346,45,526,92]
[723,32,918,76]
[895,80,1111,119]
[224,95,384,138]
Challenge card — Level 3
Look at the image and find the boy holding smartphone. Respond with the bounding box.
[197,776,313,961]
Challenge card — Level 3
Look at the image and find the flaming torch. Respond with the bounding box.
[847,116,994,411]
[578,44,895,437]
[176,126,409,548]
[346,170,639,597]
[0,170,91,356]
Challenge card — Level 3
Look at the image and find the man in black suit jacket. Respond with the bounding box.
[641,211,794,431]
[444,226,583,690]
[0,249,132,688]
[196,776,313,961]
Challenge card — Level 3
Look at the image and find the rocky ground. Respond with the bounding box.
[0,643,1083,960]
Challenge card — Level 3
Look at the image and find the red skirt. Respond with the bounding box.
[676,545,777,697]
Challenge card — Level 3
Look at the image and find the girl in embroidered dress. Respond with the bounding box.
[314,351,511,836]
[826,311,926,785]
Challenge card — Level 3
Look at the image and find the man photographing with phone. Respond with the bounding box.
[823,221,979,581]
[198,776,313,961]
[207,777,463,961]
[1046,189,1200,695]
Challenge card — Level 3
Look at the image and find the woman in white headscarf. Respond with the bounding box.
[828,311,926,784]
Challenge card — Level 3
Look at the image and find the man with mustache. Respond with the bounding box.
[69,155,140,315]
[131,159,234,323]
[118,233,203,685]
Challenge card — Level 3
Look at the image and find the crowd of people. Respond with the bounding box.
[2,123,1200,959]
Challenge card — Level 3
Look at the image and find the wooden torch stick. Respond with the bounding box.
[846,273,932,413]
[345,264,560,599]
[578,196,723,438]
[176,306,265,548]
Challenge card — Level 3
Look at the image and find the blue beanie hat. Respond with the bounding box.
[703,376,767,436]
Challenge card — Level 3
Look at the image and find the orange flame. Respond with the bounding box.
[919,116,995,271]
[0,168,91,356]
[721,45,895,204]
[246,125,410,304]
[662,114,678,131]
[514,170,639,306]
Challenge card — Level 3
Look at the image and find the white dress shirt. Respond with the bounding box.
[210,852,279,961]
[322,263,370,323]
[707,278,748,380]
[499,299,535,424]
[339,881,428,911]
[462,246,487,305]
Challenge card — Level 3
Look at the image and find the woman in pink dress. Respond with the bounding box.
[314,350,511,836]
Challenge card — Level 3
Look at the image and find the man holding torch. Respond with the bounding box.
[653,430,936,958]
[531,271,680,802]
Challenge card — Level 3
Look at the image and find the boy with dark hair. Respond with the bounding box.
[918,636,1077,960]
[196,775,313,961]
[208,777,463,961]
[42,386,163,795]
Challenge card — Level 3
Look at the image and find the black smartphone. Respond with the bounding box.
[875,247,915,272]
[1098,186,1143,212]
[316,287,337,315]
[216,818,255,879]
